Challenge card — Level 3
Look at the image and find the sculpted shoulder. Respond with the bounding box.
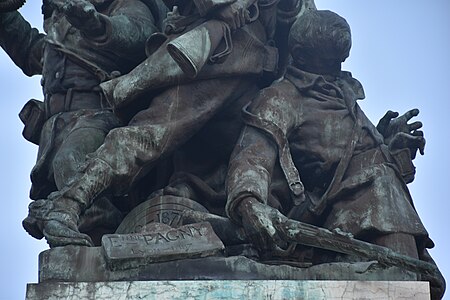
[246,78,301,132]
[249,78,299,111]
[261,78,299,100]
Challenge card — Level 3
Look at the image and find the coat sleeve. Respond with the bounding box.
[86,0,160,63]
[225,83,299,223]
[0,11,44,76]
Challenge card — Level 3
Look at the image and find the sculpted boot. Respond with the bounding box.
[100,28,277,111]
[100,44,186,110]
[22,158,114,247]
[23,196,93,247]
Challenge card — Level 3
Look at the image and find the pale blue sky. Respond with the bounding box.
[0,0,449,299]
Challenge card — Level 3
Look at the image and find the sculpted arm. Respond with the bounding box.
[376,108,425,183]
[226,87,297,222]
[226,87,299,255]
[226,124,278,222]
[55,0,159,59]
[226,122,290,255]
[0,11,44,76]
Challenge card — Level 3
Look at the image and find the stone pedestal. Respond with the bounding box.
[26,245,433,299]
[26,280,430,299]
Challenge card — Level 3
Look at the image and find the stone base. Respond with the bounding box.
[26,280,430,299]
[30,246,432,299]
[37,246,419,282]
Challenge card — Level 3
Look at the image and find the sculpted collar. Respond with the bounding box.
[284,65,365,101]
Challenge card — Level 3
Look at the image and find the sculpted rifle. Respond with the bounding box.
[183,209,441,282]
[277,217,441,281]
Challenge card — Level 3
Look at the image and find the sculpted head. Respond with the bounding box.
[289,10,352,75]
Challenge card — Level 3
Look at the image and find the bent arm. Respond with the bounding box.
[56,0,159,65]
[87,0,158,58]
[0,11,44,76]
[226,84,299,223]
[226,124,278,223]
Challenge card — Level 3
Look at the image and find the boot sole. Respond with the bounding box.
[43,220,94,248]
[22,216,44,240]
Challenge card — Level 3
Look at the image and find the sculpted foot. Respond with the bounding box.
[43,219,93,247]
[22,197,93,247]
[23,199,53,240]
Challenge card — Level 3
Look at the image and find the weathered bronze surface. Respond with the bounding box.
[115,196,209,234]
[103,222,224,270]
[1,0,445,298]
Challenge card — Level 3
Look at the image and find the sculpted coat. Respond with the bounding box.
[226,66,430,253]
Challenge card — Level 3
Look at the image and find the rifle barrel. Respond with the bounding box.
[279,219,439,278]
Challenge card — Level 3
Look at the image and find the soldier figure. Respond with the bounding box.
[19,0,307,247]
[0,0,163,245]
[226,9,430,263]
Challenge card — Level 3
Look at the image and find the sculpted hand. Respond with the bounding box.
[216,0,250,30]
[237,197,294,258]
[377,108,425,158]
[377,109,423,141]
[57,0,105,36]
[388,131,425,159]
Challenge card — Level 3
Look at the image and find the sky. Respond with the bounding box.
[0,0,449,299]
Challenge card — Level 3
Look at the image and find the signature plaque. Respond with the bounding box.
[102,222,224,270]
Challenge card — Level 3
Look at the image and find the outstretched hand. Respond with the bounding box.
[376,108,425,158]
[54,0,105,37]
[237,197,294,258]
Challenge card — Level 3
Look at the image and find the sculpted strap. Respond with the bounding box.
[241,103,306,206]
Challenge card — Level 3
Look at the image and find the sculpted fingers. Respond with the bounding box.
[376,110,398,135]
[414,130,426,155]
[250,205,287,249]
[238,198,289,254]
[242,211,274,251]
[378,108,425,147]
[409,130,425,157]
[390,132,415,148]
[63,0,94,17]
[381,110,399,122]
[401,108,420,122]
[413,130,424,137]
[389,132,425,158]
[61,0,104,35]
[408,121,423,132]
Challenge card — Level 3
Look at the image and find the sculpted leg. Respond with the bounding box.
[52,127,108,190]
[23,158,114,247]
[100,41,186,110]
[100,25,271,111]
[23,77,254,247]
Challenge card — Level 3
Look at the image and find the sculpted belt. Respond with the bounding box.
[348,145,415,184]
[45,88,107,118]
[346,147,389,175]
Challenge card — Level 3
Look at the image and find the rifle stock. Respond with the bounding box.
[278,218,440,279]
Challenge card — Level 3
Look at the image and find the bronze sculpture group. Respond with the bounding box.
[0,0,445,298]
